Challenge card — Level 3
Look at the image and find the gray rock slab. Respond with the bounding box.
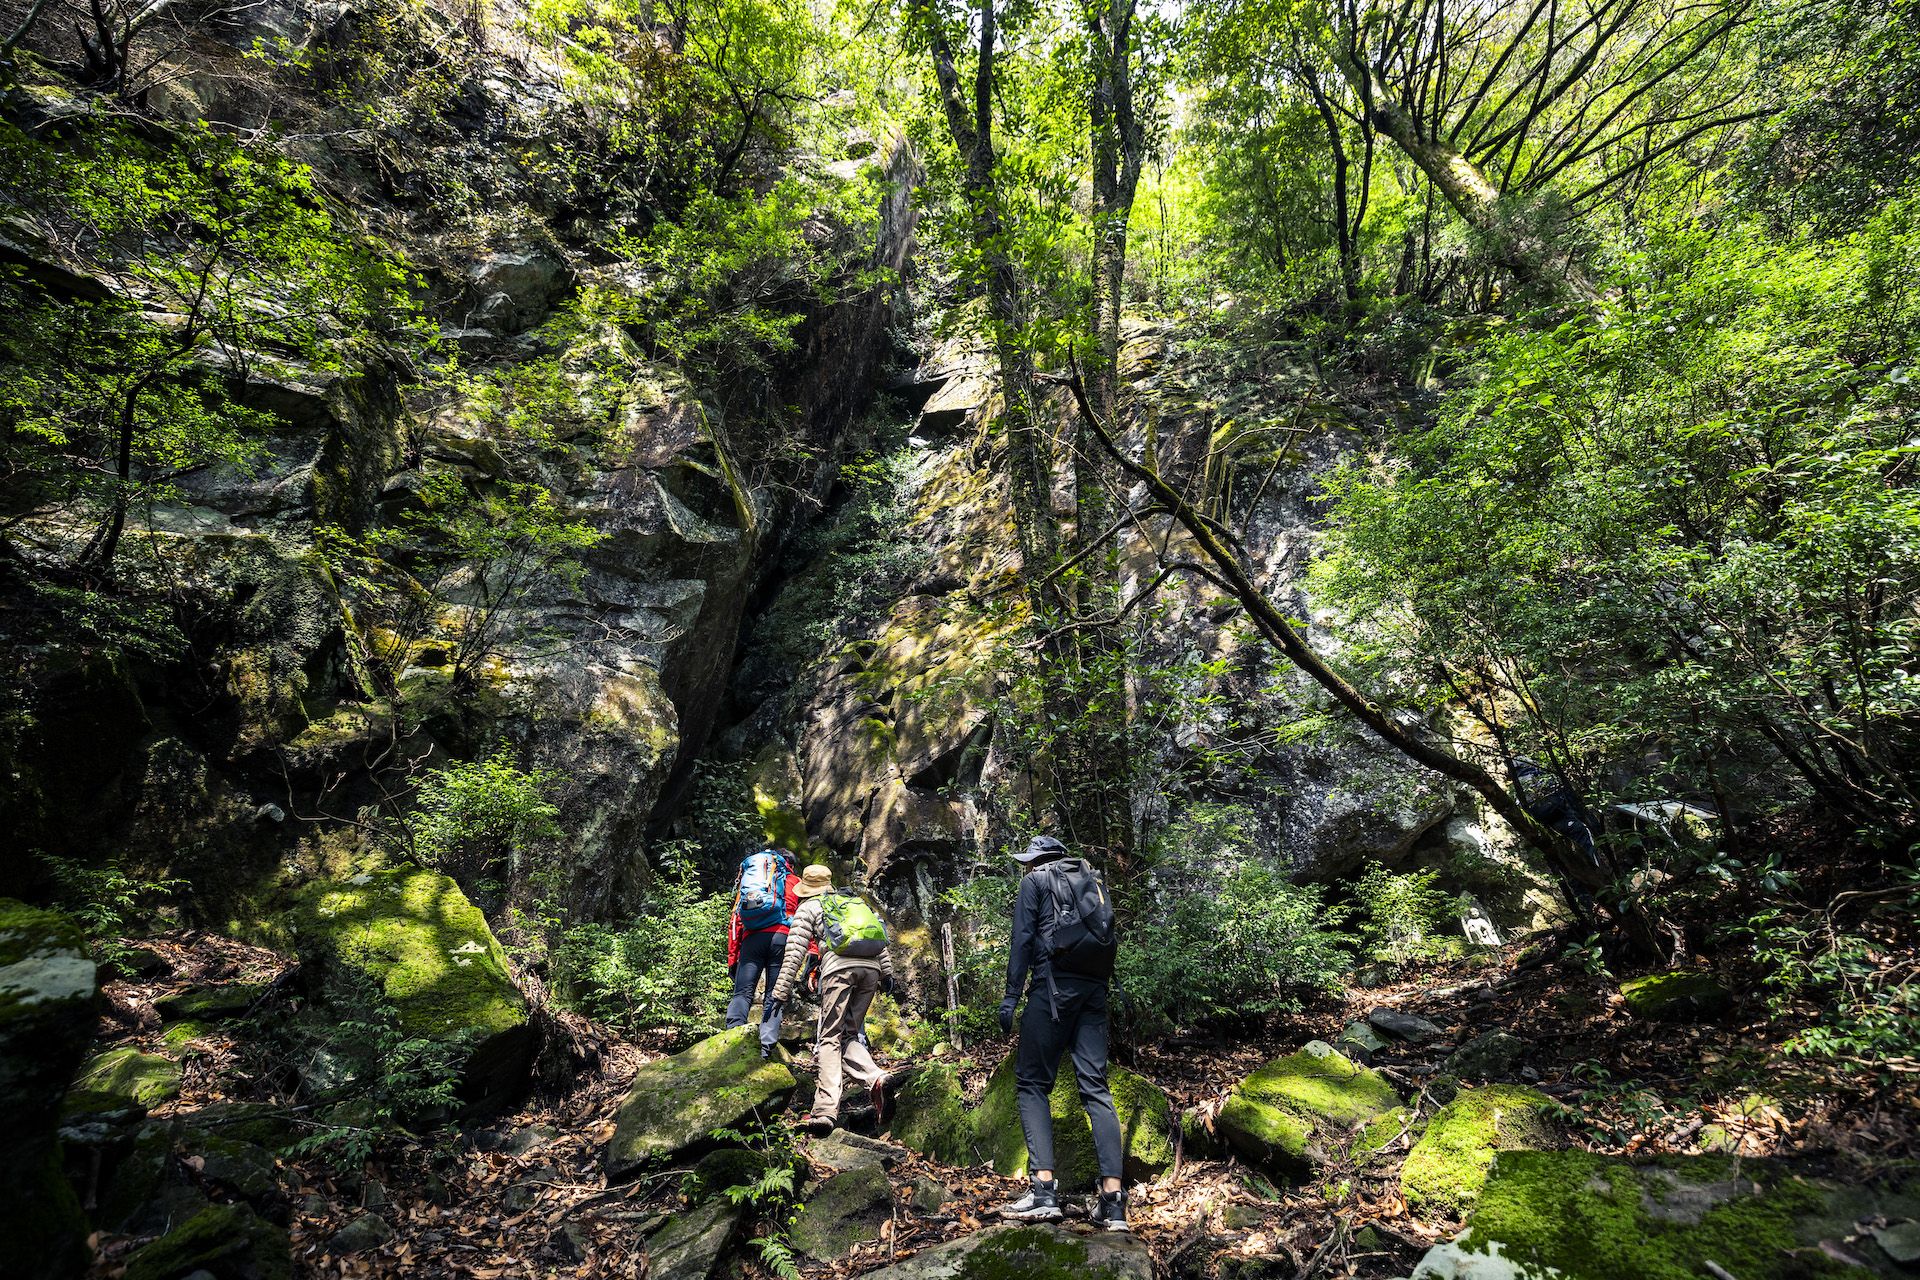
[605,1026,796,1177]
[1369,1009,1445,1043]
[809,1129,902,1173]
[646,1198,744,1280]
[853,1224,1154,1280]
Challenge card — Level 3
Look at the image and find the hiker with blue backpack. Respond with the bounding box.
[768,862,895,1136]
[993,835,1130,1233]
[726,847,801,1059]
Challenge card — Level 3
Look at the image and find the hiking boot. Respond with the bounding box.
[996,1176,1062,1222]
[1091,1189,1129,1232]
[803,1115,834,1137]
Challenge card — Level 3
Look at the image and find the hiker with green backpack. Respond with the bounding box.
[768,863,895,1136]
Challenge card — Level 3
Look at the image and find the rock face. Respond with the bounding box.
[1399,1085,1562,1217]
[973,1056,1173,1191]
[1215,1041,1401,1181]
[0,900,98,1280]
[292,868,532,1112]
[853,1225,1154,1280]
[604,1027,797,1178]
[1410,1151,1920,1279]
[1619,970,1733,1021]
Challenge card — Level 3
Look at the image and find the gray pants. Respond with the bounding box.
[1015,973,1123,1181]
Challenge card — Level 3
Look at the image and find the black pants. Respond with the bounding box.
[725,929,784,1051]
[1014,973,1123,1182]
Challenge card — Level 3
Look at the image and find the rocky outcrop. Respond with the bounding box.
[1399,1084,1562,1216]
[291,868,533,1113]
[0,900,99,1280]
[1215,1041,1401,1181]
[973,1056,1173,1191]
[853,1225,1154,1280]
[604,1027,797,1178]
[1409,1151,1920,1278]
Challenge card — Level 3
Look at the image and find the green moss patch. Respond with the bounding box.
[1619,970,1733,1021]
[74,1047,181,1107]
[122,1201,291,1280]
[1216,1041,1401,1181]
[973,1055,1173,1191]
[604,1026,796,1178]
[155,983,266,1021]
[1400,1084,1562,1216]
[1451,1150,1920,1279]
[853,1224,1153,1280]
[888,1062,973,1164]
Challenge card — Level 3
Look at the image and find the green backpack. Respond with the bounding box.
[818,890,890,958]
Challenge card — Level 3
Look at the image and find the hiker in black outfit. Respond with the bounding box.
[992,835,1129,1232]
[1510,758,1603,870]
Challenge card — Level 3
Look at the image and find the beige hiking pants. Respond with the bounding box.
[812,965,883,1121]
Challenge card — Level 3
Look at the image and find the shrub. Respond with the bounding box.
[1353,862,1455,963]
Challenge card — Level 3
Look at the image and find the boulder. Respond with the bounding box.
[604,1026,796,1178]
[1399,1085,1562,1217]
[291,867,533,1112]
[122,1201,291,1280]
[98,1122,209,1235]
[853,1224,1153,1280]
[1335,1021,1389,1062]
[973,1057,1173,1191]
[1409,1151,1920,1279]
[0,899,98,1280]
[1368,1009,1445,1043]
[468,250,571,334]
[790,1162,893,1259]
[1445,1031,1526,1080]
[886,1062,973,1164]
[75,1048,183,1107]
[155,984,267,1021]
[689,1147,770,1203]
[909,1174,948,1212]
[1619,970,1733,1022]
[807,1129,901,1173]
[325,1213,392,1254]
[645,1197,743,1280]
[1215,1041,1401,1181]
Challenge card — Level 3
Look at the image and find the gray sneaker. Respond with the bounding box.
[1091,1189,1129,1232]
[996,1176,1062,1222]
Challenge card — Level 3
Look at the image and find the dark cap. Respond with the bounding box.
[1013,835,1069,864]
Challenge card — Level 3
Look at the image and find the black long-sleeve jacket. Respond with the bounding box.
[1004,865,1054,1001]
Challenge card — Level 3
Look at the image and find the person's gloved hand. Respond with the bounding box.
[880,973,897,997]
[998,996,1018,1034]
[767,997,787,1021]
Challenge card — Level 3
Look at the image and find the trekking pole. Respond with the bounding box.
[940,922,962,1050]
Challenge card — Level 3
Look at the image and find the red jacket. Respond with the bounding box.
[727,870,801,966]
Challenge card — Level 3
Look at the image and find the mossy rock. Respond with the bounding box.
[867,994,909,1052]
[647,1197,744,1280]
[122,1201,291,1280]
[292,866,532,1112]
[973,1055,1173,1192]
[887,1062,973,1164]
[75,1047,182,1107]
[1215,1041,1401,1182]
[1418,1150,1920,1279]
[1400,1084,1562,1217]
[851,1224,1153,1280]
[155,983,267,1021]
[1444,1030,1525,1079]
[0,897,99,1271]
[1619,970,1733,1021]
[178,1102,295,1151]
[689,1147,769,1204]
[791,1162,892,1259]
[164,1019,218,1050]
[3,1143,91,1280]
[604,1026,796,1179]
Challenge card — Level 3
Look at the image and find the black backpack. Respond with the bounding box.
[1037,858,1118,979]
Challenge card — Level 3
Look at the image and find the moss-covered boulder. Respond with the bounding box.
[853,1224,1153,1280]
[1215,1041,1401,1182]
[155,983,267,1021]
[688,1147,769,1204]
[1619,970,1733,1022]
[292,866,532,1112]
[1443,1030,1525,1079]
[887,1062,973,1164]
[604,1026,796,1179]
[122,1201,291,1280]
[646,1197,744,1280]
[1399,1084,1562,1217]
[0,899,98,1280]
[791,1162,893,1259]
[1411,1151,1920,1279]
[973,1056,1173,1191]
[75,1046,183,1107]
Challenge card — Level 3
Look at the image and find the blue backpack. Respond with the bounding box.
[735,850,793,932]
